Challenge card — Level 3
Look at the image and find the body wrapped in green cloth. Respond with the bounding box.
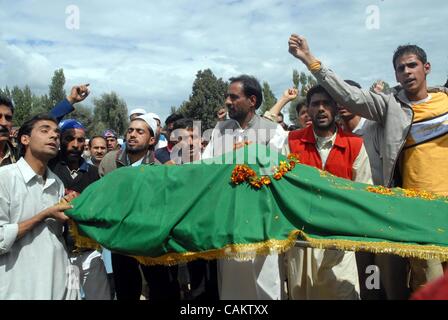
[66,144,448,265]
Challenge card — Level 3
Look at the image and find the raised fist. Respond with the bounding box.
[67,84,90,104]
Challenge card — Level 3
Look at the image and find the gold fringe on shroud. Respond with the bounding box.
[68,219,102,252]
[66,221,448,266]
[134,230,448,266]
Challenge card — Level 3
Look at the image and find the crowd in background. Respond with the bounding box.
[1,33,448,300]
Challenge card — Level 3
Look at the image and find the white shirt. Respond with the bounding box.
[202,118,287,159]
[202,116,288,300]
[0,158,78,300]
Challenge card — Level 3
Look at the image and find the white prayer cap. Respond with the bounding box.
[145,112,161,123]
[135,114,158,136]
[129,108,147,116]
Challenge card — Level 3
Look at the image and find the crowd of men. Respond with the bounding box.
[1,33,448,300]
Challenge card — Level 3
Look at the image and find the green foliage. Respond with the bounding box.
[1,69,132,137]
[92,92,128,137]
[48,69,66,110]
[258,82,277,115]
[289,69,316,124]
[178,69,228,131]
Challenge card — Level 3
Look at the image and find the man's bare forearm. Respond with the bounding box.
[16,211,49,240]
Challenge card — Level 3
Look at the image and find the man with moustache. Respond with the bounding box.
[87,136,108,167]
[0,97,16,167]
[0,114,77,299]
[0,84,90,168]
[49,119,110,300]
[283,84,372,299]
[202,75,287,300]
[287,33,448,292]
[168,118,219,300]
[99,115,181,301]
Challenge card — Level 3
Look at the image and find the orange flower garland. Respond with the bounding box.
[366,185,395,196]
[230,154,300,189]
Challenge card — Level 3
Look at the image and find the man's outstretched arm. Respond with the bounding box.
[50,84,90,123]
[288,34,389,124]
[263,88,298,122]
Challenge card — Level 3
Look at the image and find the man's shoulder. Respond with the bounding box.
[288,126,311,139]
[0,162,18,177]
[256,115,279,130]
[103,149,121,161]
[47,168,65,188]
[216,119,238,131]
[99,150,121,176]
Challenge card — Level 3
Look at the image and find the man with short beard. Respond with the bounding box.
[0,97,16,166]
[49,119,111,300]
[288,33,448,293]
[284,84,372,300]
[99,115,180,301]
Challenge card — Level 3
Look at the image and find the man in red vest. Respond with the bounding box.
[284,84,373,299]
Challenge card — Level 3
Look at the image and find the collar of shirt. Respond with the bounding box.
[17,157,57,189]
[59,157,89,172]
[404,94,432,106]
[128,156,145,167]
[352,118,367,135]
[314,128,338,151]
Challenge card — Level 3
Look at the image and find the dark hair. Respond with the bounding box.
[229,75,263,109]
[344,79,362,89]
[295,96,307,114]
[306,85,334,107]
[17,114,58,157]
[444,79,448,88]
[0,96,14,114]
[392,45,427,70]
[172,118,195,131]
[88,135,107,148]
[165,113,184,126]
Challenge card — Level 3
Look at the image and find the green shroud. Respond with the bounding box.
[66,144,448,265]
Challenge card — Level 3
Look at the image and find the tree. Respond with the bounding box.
[258,82,277,115]
[178,69,228,131]
[92,92,128,137]
[12,86,34,126]
[48,69,66,110]
[170,106,178,114]
[289,70,316,124]
[0,86,12,100]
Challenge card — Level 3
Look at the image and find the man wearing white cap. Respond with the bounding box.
[129,108,147,121]
[98,113,164,300]
[99,114,158,175]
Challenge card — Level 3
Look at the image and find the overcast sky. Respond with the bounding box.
[1,0,447,123]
